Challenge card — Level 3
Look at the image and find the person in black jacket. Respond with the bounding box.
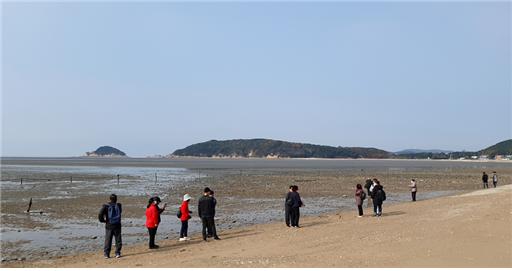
[289,185,304,228]
[198,187,218,241]
[98,194,122,258]
[208,190,220,240]
[482,172,489,189]
[284,185,294,227]
[372,181,385,217]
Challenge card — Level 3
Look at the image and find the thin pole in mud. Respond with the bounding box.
[155,173,157,184]
[70,176,73,183]
[240,170,242,183]
[20,178,23,185]
[117,174,120,185]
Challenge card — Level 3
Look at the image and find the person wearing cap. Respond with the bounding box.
[98,194,123,259]
[145,196,166,249]
[179,194,192,241]
[198,187,217,241]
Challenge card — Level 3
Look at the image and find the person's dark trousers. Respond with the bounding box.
[290,207,300,227]
[104,224,122,257]
[201,217,213,240]
[493,182,497,188]
[412,191,417,201]
[210,218,219,239]
[357,205,363,216]
[373,202,381,215]
[180,220,188,238]
[483,182,488,189]
[148,227,157,248]
[285,205,291,226]
[375,204,383,216]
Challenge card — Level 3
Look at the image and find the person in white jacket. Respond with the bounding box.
[409,179,417,201]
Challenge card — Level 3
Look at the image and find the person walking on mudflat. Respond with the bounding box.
[285,185,294,227]
[198,187,218,241]
[482,172,489,189]
[492,172,498,188]
[409,179,417,201]
[355,184,365,217]
[98,194,122,258]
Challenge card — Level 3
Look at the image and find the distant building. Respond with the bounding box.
[479,155,489,160]
[471,155,478,160]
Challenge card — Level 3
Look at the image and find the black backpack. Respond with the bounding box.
[360,191,367,201]
[381,190,387,201]
[177,209,182,218]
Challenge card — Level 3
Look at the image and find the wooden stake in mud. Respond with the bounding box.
[155,173,158,184]
[70,176,73,183]
[26,198,32,213]
[117,174,120,185]
[20,178,23,185]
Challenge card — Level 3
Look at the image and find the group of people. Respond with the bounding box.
[98,187,220,259]
[482,171,499,189]
[100,171,501,259]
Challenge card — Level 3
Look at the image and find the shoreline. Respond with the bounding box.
[5,184,512,268]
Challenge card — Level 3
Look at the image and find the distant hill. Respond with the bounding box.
[396,139,512,159]
[85,146,127,157]
[171,139,391,159]
[395,149,453,155]
[479,139,512,158]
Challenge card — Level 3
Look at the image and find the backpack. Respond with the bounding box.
[360,191,367,201]
[382,190,386,201]
[107,203,121,224]
[177,209,182,218]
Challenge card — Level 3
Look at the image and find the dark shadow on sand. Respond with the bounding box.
[380,211,406,217]
[119,230,256,258]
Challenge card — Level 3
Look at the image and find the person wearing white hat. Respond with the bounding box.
[179,194,192,241]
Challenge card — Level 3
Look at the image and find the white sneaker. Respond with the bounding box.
[179,237,186,241]
[358,215,363,218]
[185,237,191,241]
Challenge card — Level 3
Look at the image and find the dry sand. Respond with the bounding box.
[5,184,511,268]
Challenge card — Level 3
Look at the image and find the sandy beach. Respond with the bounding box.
[5,183,511,268]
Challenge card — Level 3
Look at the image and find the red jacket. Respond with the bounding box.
[146,204,159,229]
[180,200,191,222]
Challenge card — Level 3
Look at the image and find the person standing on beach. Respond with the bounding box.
[208,190,220,240]
[289,185,304,228]
[364,179,373,207]
[145,196,166,249]
[98,194,122,258]
[482,172,489,189]
[285,185,294,227]
[198,187,219,241]
[492,172,498,188]
[372,181,386,217]
[179,194,192,241]
[409,179,417,201]
[355,184,365,217]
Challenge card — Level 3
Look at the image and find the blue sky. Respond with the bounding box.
[2,2,511,157]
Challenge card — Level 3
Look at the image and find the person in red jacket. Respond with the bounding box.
[179,194,192,241]
[145,196,166,249]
